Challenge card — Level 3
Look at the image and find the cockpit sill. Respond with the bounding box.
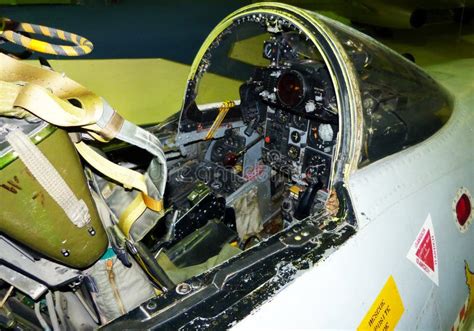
[104,202,356,330]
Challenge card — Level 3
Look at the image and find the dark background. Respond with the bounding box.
[0,0,251,63]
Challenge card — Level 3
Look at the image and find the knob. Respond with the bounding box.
[305,100,316,113]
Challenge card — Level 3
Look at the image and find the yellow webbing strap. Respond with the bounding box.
[0,53,164,239]
[142,193,164,212]
[0,54,120,140]
[75,141,163,238]
[14,82,122,142]
[0,17,93,56]
[119,194,147,238]
[15,84,99,126]
[0,53,87,99]
[76,141,165,213]
[205,100,235,140]
[75,141,148,192]
[119,194,164,238]
[0,80,21,113]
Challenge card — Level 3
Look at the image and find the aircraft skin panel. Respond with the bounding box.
[234,155,472,329]
[234,60,474,329]
[349,95,472,229]
[415,285,442,330]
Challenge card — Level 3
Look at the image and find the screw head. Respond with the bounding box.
[146,300,157,311]
[176,283,192,295]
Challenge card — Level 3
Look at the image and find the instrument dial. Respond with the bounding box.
[263,41,278,60]
[288,145,300,160]
[290,131,301,143]
[306,154,327,180]
[292,115,307,131]
[277,71,305,108]
[276,109,289,124]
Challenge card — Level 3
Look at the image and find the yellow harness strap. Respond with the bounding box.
[15,84,99,126]
[0,81,21,113]
[141,193,164,212]
[119,194,147,237]
[0,53,88,98]
[75,142,163,237]
[75,142,148,192]
[0,54,164,239]
[5,81,122,142]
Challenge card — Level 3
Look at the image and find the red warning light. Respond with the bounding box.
[456,194,472,226]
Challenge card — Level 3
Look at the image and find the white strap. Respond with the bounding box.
[6,129,90,228]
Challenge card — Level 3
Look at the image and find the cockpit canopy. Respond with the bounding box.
[177,3,452,173]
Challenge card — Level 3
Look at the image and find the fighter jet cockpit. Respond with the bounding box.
[138,7,453,303]
[157,14,345,267]
[0,3,456,329]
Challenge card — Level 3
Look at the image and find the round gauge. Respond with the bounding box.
[318,124,334,142]
[277,71,305,108]
[267,150,281,163]
[276,109,289,124]
[288,145,300,160]
[292,115,307,130]
[263,41,277,60]
[290,131,301,143]
[310,154,320,164]
[306,155,327,180]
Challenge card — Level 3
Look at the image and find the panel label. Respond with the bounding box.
[407,214,439,285]
[357,276,404,331]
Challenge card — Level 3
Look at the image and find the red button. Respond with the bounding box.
[265,136,271,144]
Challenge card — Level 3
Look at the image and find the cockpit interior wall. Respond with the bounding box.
[0,0,251,62]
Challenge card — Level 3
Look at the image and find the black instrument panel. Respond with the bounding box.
[261,109,337,185]
[238,31,339,188]
[253,63,338,185]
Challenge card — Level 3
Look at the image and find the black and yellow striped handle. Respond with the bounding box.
[0,18,93,56]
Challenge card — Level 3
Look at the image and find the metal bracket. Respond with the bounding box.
[0,266,47,300]
[0,236,81,295]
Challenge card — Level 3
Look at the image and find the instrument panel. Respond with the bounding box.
[240,48,339,188]
[261,108,338,186]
